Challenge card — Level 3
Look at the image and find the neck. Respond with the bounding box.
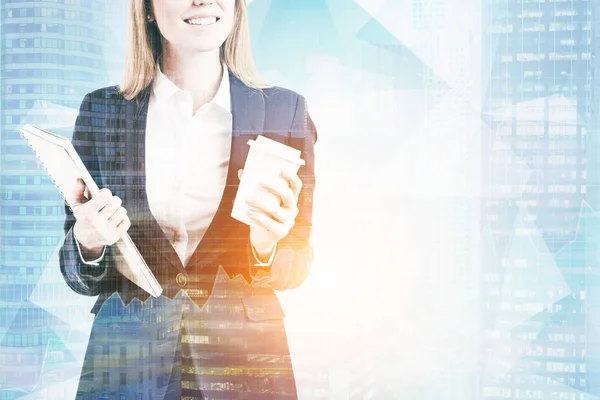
[160,46,223,112]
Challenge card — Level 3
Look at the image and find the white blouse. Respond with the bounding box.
[145,65,232,267]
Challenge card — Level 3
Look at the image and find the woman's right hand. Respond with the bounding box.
[71,178,131,258]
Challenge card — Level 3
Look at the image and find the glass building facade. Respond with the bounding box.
[0,0,111,397]
[482,0,592,398]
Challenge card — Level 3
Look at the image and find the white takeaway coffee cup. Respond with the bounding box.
[232,135,305,227]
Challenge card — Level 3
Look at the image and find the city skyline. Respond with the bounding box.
[481,0,593,398]
[0,1,114,398]
[7,0,597,399]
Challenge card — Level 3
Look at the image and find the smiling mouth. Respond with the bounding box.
[184,17,220,26]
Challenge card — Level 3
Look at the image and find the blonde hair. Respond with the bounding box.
[120,0,269,100]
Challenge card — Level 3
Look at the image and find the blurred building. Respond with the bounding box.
[482,0,591,398]
[0,0,113,397]
[586,0,600,396]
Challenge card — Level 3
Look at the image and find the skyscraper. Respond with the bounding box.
[482,0,591,398]
[0,0,112,397]
[585,0,600,396]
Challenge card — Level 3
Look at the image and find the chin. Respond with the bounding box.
[184,37,228,53]
[167,40,221,56]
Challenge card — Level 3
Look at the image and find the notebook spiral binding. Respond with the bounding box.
[19,128,75,213]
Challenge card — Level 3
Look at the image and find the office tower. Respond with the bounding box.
[0,0,112,397]
[586,0,600,396]
[482,0,591,398]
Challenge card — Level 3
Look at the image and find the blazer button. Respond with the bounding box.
[176,273,187,287]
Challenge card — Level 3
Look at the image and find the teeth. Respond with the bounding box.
[186,17,217,26]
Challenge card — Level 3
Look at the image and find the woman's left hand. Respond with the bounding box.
[237,168,302,260]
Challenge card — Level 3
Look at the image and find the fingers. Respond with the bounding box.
[281,169,303,199]
[98,195,122,220]
[103,215,130,244]
[239,169,302,209]
[72,188,111,220]
[258,171,302,209]
[108,206,127,227]
[115,215,132,236]
[260,179,295,209]
[72,187,130,248]
[247,207,294,239]
[246,175,300,226]
[246,197,295,225]
[84,188,113,213]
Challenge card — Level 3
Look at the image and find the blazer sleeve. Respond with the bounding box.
[59,92,111,296]
[248,94,317,290]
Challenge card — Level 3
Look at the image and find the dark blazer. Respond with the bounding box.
[59,69,317,319]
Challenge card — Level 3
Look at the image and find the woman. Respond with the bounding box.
[59,0,317,399]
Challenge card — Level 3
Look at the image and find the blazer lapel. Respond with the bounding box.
[119,85,186,298]
[118,69,266,297]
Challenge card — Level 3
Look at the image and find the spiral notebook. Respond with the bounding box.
[19,124,163,298]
